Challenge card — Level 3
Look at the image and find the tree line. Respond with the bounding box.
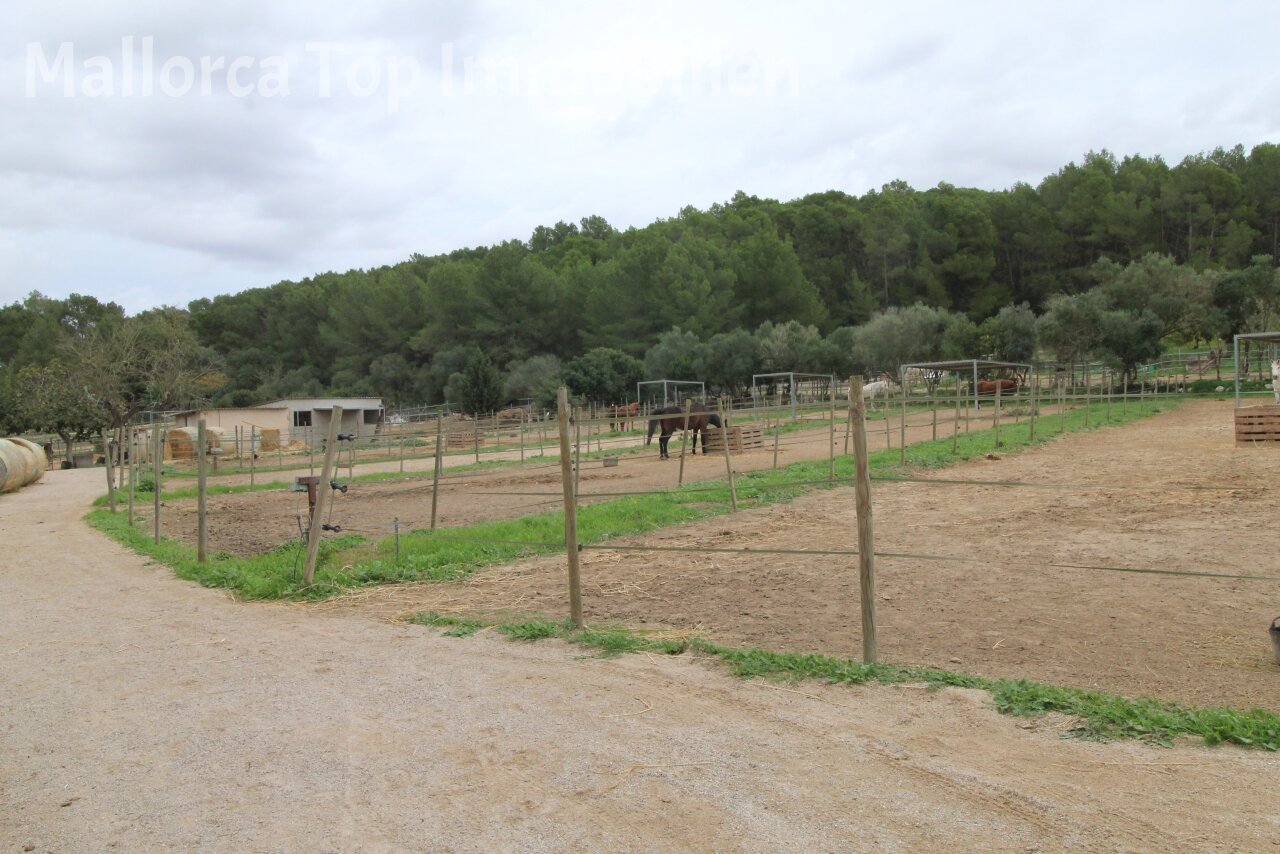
[3,144,1280,432]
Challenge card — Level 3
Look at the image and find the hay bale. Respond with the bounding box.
[12,438,47,486]
[0,442,15,493]
[165,426,225,460]
[257,427,281,452]
[166,427,197,460]
[0,437,46,493]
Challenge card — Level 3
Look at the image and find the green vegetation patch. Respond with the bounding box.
[406,615,1280,751]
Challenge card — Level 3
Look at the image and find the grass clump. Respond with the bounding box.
[405,612,485,637]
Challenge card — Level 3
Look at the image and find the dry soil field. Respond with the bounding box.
[322,399,1280,711]
[4,400,1280,851]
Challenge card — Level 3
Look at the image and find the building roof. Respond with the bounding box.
[900,360,1031,371]
[253,397,384,409]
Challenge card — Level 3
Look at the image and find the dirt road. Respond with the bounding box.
[3,463,1278,851]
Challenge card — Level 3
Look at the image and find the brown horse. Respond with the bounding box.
[607,401,641,431]
[645,403,722,459]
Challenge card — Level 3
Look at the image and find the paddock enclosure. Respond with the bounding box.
[312,399,1280,712]
[125,394,1280,712]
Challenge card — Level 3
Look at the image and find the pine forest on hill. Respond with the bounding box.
[4,142,1280,430]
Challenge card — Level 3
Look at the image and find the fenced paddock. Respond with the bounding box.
[102,386,1280,712]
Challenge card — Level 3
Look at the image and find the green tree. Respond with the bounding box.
[504,355,562,408]
[1036,291,1107,379]
[70,309,220,433]
[11,361,106,463]
[456,350,505,415]
[643,328,704,381]
[980,303,1038,363]
[561,348,643,404]
[1097,309,1164,386]
[756,320,822,372]
[701,328,761,397]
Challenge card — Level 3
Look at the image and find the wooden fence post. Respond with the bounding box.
[899,385,907,465]
[849,377,878,664]
[573,410,581,495]
[994,384,1002,447]
[103,429,116,513]
[718,398,738,512]
[1029,374,1037,442]
[430,416,443,531]
[677,398,692,486]
[1059,384,1065,434]
[828,385,836,482]
[556,388,584,629]
[126,427,136,527]
[249,426,256,487]
[303,406,343,584]
[153,423,163,544]
[197,419,208,564]
[772,405,781,469]
[953,380,961,454]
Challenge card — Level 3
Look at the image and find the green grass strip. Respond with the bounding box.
[90,398,1171,601]
[407,613,1280,751]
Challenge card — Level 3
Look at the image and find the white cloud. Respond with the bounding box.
[3,0,1280,312]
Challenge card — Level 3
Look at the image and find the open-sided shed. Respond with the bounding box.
[899,359,1033,412]
[751,372,835,420]
[636,380,705,409]
[1231,332,1280,445]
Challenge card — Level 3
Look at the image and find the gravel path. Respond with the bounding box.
[3,467,1278,852]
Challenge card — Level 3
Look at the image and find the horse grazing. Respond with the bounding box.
[646,403,722,460]
[607,402,641,431]
[862,380,892,409]
[974,379,1019,411]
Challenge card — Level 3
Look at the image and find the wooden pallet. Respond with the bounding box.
[1234,405,1280,445]
[703,425,765,453]
[446,431,481,449]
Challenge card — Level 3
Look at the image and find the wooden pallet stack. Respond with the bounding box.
[703,425,765,453]
[1234,405,1280,446]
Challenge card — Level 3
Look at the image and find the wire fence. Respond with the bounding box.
[89,380,1279,671]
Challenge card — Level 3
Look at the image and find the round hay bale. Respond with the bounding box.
[0,443,12,493]
[166,427,198,460]
[165,426,225,461]
[0,438,42,493]
[10,437,47,487]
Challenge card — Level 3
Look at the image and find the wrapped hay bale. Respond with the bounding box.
[0,437,47,493]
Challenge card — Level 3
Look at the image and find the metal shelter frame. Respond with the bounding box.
[636,379,706,409]
[1232,332,1280,407]
[899,360,1034,412]
[751,372,836,421]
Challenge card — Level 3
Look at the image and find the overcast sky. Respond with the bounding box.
[4,0,1279,313]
